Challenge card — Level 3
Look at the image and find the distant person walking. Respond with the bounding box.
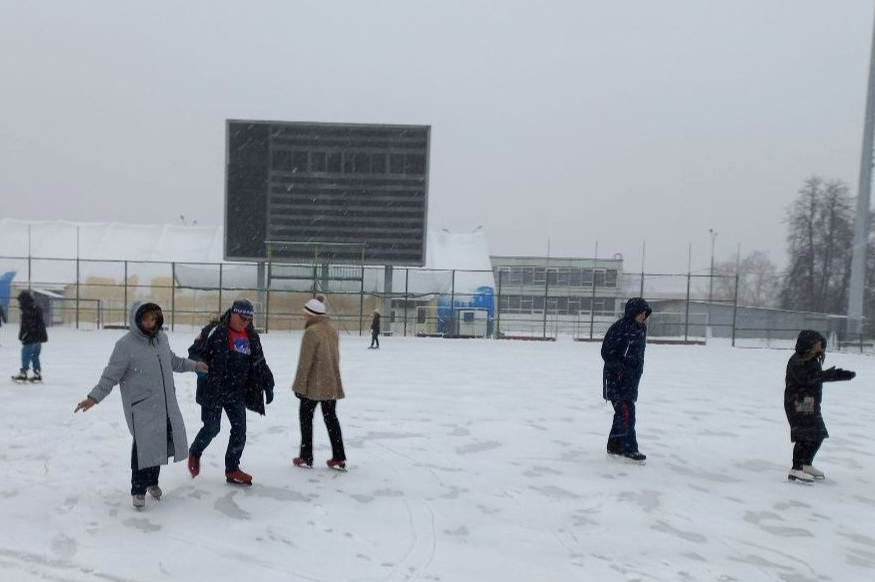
[784,330,855,482]
[292,298,347,470]
[74,302,207,509]
[369,309,381,349]
[0,302,6,346]
[601,297,651,463]
[12,290,47,382]
[187,299,275,485]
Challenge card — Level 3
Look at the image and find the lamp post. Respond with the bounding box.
[708,229,718,305]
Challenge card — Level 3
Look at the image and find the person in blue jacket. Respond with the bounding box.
[601,297,652,463]
[186,299,275,485]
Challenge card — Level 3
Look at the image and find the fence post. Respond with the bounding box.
[542,268,550,339]
[404,268,410,337]
[589,263,597,340]
[731,273,740,347]
[495,269,503,338]
[359,265,365,336]
[684,270,691,342]
[75,255,81,329]
[171,262,176,332]
[218,264,224,314]
[124,261,128,328]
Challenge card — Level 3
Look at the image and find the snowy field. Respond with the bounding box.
[2,326,875,582]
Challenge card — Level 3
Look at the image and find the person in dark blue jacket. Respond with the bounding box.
[186,299,275,485]
[601,297,652,462]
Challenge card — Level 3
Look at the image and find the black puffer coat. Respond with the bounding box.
[17,291,47,344]
[188,310,275,415]
[601,298,652,402]
[784,330,853,442]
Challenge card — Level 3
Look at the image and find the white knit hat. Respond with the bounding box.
[303,298,326,315]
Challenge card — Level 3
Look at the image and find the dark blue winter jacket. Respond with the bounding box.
[188,310,275,415]
[601,298,652,402]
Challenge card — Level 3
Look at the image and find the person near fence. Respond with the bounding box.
[601,297,652,463]
[12,290,48,382]
[187,298,275,485]
[292,298,347,469]
[784,330,856,482]
[73,302,207,509]
[369,309,381,349]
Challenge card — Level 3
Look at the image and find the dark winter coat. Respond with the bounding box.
[88,303,196,468]
[17,291,47,344]
[601,298,652,402]
[784,330,855,443]
[0,303,5,327]
[370,312,381,334]
[188,310,275,415]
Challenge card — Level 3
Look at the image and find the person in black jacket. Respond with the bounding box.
[369,309,381,349]
[784,330,855,482]
[601,297,652,463]
[186,299,275,485]
[13,291,48,382]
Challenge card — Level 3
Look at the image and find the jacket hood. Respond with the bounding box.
[795,329,826,356]
[130,302,164,340]
[17,291,34,307]
[623,297,652,320]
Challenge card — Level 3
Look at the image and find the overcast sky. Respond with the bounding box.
[1,0,873,273]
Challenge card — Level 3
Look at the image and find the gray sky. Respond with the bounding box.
[1,0,873,273]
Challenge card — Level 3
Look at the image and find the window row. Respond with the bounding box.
[272,150,427,176]
[497,295,617,315]
[497,267,618,288]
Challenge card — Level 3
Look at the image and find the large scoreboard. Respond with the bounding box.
[225,120,430,266]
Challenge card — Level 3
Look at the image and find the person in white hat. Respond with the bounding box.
[292,297,347,469]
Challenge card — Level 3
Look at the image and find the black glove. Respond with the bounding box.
[834,368,856,381]
[265,387,274,405]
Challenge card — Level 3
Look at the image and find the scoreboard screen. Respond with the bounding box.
[224,120,430,265]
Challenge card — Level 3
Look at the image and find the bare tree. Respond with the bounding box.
[710,251,781,307]
[780,176,854,314]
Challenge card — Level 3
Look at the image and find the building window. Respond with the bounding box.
[405,154,426,175]
[354,153,370,173]
[372,153,387,174]
[605,269,618,287]
[292,151,308,173]
[311,152,327,172]
[343,153,355,173]
[327,152,342,173]
[582,269,593,286]
[389,153,405,174]
[272,150,292,172]
[534,268,546,285]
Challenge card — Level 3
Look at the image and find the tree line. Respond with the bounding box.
[711,175,875,333]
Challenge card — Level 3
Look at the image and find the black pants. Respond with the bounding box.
[131,441,160,496]
[190,397,247,472]
[298,397,345,464]
[370,331,380,348]
[608,400,639,453]
[792,438,824,470]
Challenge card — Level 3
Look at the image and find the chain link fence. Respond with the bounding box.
[0,255,860,351]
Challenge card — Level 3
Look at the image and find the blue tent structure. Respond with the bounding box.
[0,271,15,320]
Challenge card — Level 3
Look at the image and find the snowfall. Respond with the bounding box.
[2,326,875,582]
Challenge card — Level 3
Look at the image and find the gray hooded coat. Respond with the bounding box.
[88,304,196,468]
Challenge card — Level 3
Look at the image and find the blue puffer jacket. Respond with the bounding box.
[601,298,652,402]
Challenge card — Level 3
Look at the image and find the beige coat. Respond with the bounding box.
[292,317,345,400]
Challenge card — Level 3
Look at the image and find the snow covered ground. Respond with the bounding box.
[1,326,874,582]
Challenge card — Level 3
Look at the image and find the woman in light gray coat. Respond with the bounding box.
[75,302,207,509]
